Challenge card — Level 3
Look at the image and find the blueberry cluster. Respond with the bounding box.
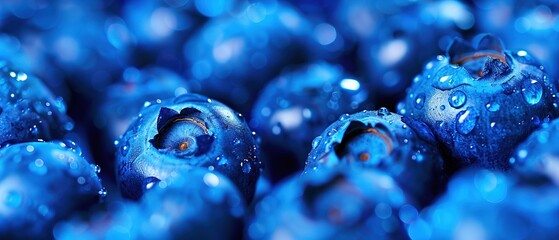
[2,0,559,239]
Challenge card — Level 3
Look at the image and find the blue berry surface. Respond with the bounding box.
[116,93,261,202]
[511,118,559,184]
[398,34,559,172]
[247,168,413,240]
[0,61,73,145]
[183,3,316,114]
[55,169,245,240]
[250,61,370,183]
[305,109,444,205]
[419,168,559,240]
[0,141,104,239]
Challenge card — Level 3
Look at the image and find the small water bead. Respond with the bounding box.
[485,103,500,112]
[144,177,161,190]
[91,164,101,174]
[339,113,350,121]
[414,93,425,110]
[377,107,390,116]
[456,107,479,135]
[448,90,467,108]
[521,79,543,105]
[241,160,252,173]
[440,105,446,110]
[77,176,86,185]
[98,187,108,198]
[16,72,27,81]
[120,141,130,156]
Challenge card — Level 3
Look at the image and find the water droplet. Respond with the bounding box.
[241,160,252,173]
[91,164,101,174]
[64,121,75,131]
[121,141,130,156]
[448,91,467,108]
[414,93,425,110]
[143,101,152,108]
[98,187,108,198]
[338,113,350,121]
[522,79,543,105]
[403,139,409,144]
[490,122,496,128]
[440,105,446,110]
[312,136,322,149]
[207,98,212,103]
[439,75,450,83]
[456,107,479,135]
[485,103,500,112]
[26,145,35,153]
[4,191,23,208]
[144,177,161,190]
[16,72,27,81]
[378,107,390,116]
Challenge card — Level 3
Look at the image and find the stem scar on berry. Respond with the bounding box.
[319,121,396,165]
[448,35,511,78]
[151,107,214,156]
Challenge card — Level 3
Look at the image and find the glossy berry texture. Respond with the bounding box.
[398,34,559,173]
[305,109,444,205]
[183,3,315,115]
[354,0,474,108]
[250,62,370,183]
[511,118,559,184]
[419,168,559,240]
[97,67,190,142]
[55,169,245,239]
[0,141,104,239]
[0,61,74,145]
[247,168,413,240]
[116,93,261,202]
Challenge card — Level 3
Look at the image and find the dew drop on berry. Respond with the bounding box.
[456,107,479,135]
[448,90,467,108]
[144,177,161,190]
[414,93,425,110]
[485,103,500,112]
[241,160,252,173]
[312,136,322,149]
[377,107,390,116]
[120,141,130,156]
[522,79,543,105]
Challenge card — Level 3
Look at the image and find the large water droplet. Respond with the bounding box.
[377,107,390,116]
[522,79,543,105]
[312,136,322,149]
[456,107,479,135]
[414,93,425,110]
[4,191,23,208]
[448,91,467,108]
[241,160,252,173]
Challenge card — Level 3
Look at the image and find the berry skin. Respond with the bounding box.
[183,3,316,115]
[511,118,559,184]
[116,93,261,202]
[0,61,74,145]
[55,169,245,239]
[250,62,370,183]
[398,34,559,173]
[247,168,413,240]
[0,141,104,239]
[305,109,444,205]
[420,168,559,240]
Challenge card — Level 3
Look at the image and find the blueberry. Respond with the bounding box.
[0,141,104,239]
[116,93,261,202]
[247,168,413,240]
[55,169,245,239]
[511,118,559,184]
[0,61,73,145]
[398,34,559,173]
[305,109,444,205]
[474,0,559,80]
[355,0,474,108]
[420,168,559,240]
[183,3,316,114]
[250,61,371,183]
